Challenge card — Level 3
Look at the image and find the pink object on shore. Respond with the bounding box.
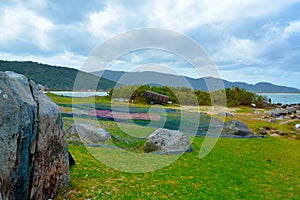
[88,110,161,121]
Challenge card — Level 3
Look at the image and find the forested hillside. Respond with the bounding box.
[0,60,115,91]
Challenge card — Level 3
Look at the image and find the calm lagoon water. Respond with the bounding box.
[258,93,300,104]
[47,91,108,97]
[46,91,300,104]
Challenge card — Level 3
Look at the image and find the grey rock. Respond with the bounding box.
[36,84,44,91]
[270,133,280,137]
[218,112,233,117]
[289,131,299,135]
[67,136,82,143]
[222,120,253,136]
[259,127,268,135]
[0,71,38,200]
[269,130,278,134]
[69,123,111,143]
[290,114,296,119]
[278,131,287,136]
[286,106,297,114]
[269,130,287,136]
[66,124,78,137]
[144,128,192,153]
[29,81,69,199]
[0,71,69,200]
[276,116,284,120]
[268,109,289,117]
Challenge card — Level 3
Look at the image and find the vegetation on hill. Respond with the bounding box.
[110,85,268,107]
[0,60,116,91]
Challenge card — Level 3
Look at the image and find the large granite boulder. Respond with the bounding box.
[222,120,253,136]
[144,128,192,153]
[66,123,111,144]
[0,71,69,200]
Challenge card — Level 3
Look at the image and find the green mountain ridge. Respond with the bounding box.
[92,70,300,93]
[0,60,115,91]
[1,60,298,93]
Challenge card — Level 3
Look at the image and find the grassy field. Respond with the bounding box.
[48,95,300,199]
[58,137,300,199]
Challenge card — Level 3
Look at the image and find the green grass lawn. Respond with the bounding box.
[58,137,300,199]
[49,95,300,199]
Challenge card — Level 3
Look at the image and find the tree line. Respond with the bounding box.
[109,85,268,107]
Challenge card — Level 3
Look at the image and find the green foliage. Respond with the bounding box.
[194,90,211,105]
[0,60,115,91]
[110,85,267,107]
[225,87,267,107]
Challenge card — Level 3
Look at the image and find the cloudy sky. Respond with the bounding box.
[0,0,300,88]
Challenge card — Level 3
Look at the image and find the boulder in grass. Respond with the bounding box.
[144,128,192,153]
[67,123,112,144]
[222,120,253,136]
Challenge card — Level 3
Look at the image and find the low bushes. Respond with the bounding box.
[110,85,267,107]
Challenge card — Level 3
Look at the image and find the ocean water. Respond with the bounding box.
[258,93,300,104]
[46,91,108,97]
[46,91,300,104]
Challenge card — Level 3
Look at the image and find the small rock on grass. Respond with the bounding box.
[259,127,268,135]
[271,133,280,137]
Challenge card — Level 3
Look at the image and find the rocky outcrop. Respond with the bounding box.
[222,120,253,136]
[144,128,192,153]
[268,109,290,117]
[0,71,69,200]
[268,105,300,119]
[66,123,111,144]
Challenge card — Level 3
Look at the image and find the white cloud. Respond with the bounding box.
[283,21,300,39]
[87,3,141,40]
[146,0,299,32]
[0,3,54,51]
[212,37,261,67]
[212,19,300,70]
